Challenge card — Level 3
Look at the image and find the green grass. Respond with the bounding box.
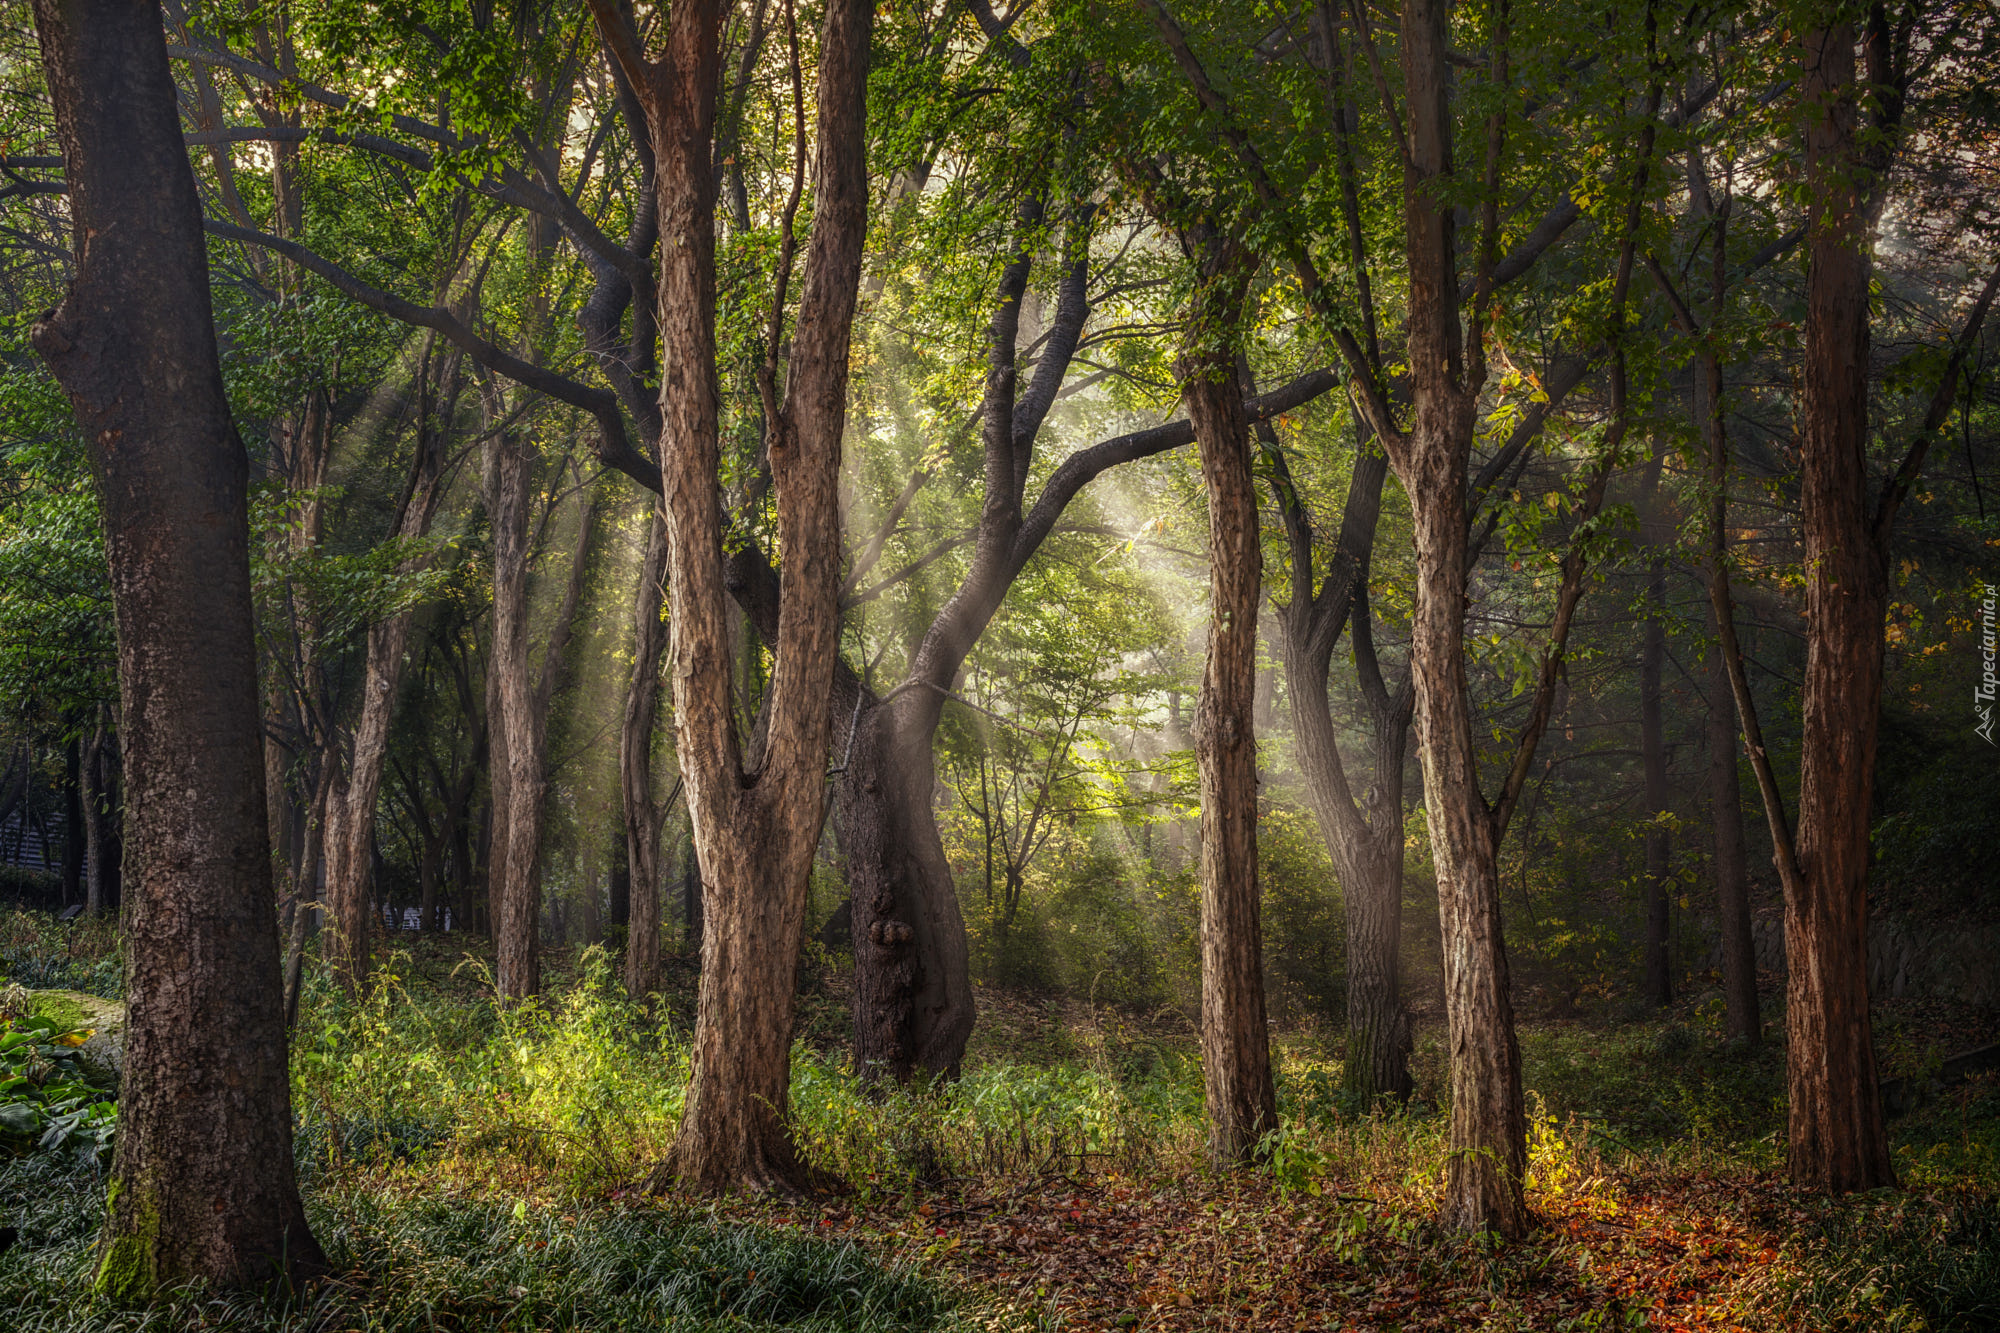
[1743,1190,2000,1332]
[0,1154,976,1332]
[2,917,1997,1329]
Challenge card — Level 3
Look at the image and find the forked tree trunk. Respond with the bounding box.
[1286,623,1411,1103]
[28,0,323,1292]
[622,506,668,1000]
[590,0,873,1192]
[1790,21,1894,1192]
[1183,270,1277,1168]
[1272,433,1414,1105]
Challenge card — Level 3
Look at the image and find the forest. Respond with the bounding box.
[0,0,1996,1328]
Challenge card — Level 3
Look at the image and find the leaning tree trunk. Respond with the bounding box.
[27,0,323,1293]
[322,611,420,990]
[622,505,669,1000]
[1706,631,1759,1043]
[1183,274,1277,1169]
[1790,20,1894,1192]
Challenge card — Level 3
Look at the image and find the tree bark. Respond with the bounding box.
[1387,0,1529,1237]
[1706,622,1758,1044]
[622,505,668,1000]
[835,679,974,1080]
[27,0,322,1292]
[591,0,873,1192]
[484,426,539,998]
[1183,263,1276,1168]
[1789,20,1894,1192]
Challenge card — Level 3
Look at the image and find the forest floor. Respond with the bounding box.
[1,915,1997,1331]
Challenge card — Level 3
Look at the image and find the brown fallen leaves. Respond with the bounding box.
[716,1166,1796,1331]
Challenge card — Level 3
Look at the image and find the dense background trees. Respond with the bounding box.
[0,0,1996,1268]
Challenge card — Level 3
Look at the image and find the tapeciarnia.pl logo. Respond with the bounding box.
[1978,583,1998,745]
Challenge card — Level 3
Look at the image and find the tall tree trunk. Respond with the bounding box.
[1789,20,1894,1192]
[622,506,668,1000]
[485,427,540,999]
[1387,0,1528,1238]
[1687,153,1759,1046]
[1183,263,1276,1168]
[591,0,872,1191]
[323,611,418,989]
[1706,626,1758,1043]
[27,0,322,1291]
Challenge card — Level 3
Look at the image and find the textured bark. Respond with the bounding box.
[1388,0,1529,1238]
[836,680,975,1080]
[485,426,540,1000]
[1789,21,1894,1192]
[27,0,322,1292]
[622,506,668,1001]
[1183,270,1276,1168]
[591,0,873,1192]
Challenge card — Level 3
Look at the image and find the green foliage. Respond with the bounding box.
[0,913,121,1000]
[0,1007,115,1171]
[1520,1021,1787,1152]
[1747,1192,2000,1333]
[0,1157,967,1332]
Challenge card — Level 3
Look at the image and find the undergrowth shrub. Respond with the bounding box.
[0,911,121,998]
[1745,1191,2000,1332]
[0,1155,978,1332]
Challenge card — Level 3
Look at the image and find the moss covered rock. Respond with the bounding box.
[25,988,125,1086]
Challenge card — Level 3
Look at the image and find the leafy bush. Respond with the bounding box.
[0,1009,115,1170]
